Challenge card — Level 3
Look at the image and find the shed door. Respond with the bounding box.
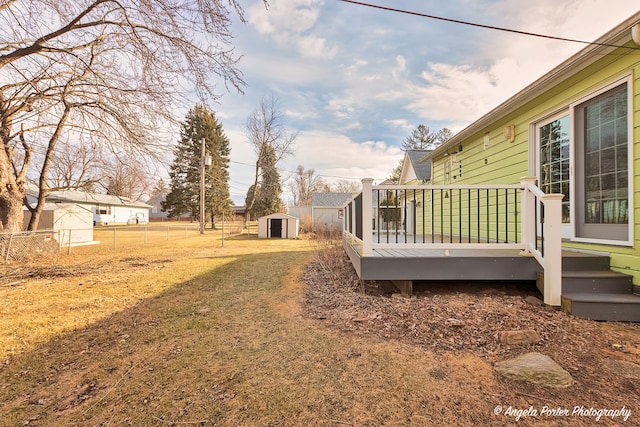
[270,218,283,238]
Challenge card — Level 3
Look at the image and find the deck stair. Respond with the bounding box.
[560,253,640,322]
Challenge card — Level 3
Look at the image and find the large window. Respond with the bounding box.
[581,85,628,225]
[539,114,570,223]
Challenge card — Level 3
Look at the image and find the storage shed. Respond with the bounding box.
[23,203,94,246]
[258,213,299,239]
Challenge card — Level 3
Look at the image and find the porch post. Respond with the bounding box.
[542,193,564,306]
[350,197,357,245]
[519,176,537,254]
[361,178,374,256]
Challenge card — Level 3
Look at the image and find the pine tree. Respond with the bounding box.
[163,105,233,224]
[401,125,453,150]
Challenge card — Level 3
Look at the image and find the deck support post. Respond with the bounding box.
[361,178,374,256]
[520,176,537,254]
[392,280,413,297]
[542,194,564,306]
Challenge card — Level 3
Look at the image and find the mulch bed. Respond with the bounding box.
[302,245,640,424]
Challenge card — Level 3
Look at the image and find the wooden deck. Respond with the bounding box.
[343,237,603,282]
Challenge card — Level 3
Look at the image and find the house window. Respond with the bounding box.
[96,205,111,215]
[538,114,570,223]
[579,85,628,225]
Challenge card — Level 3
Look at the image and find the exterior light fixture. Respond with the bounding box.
[503,125,515,142]
[632,24,640,46]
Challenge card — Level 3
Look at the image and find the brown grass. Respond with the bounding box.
[0,232,638,426]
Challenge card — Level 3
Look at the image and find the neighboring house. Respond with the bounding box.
[288,204,312,228]
[146,191,169,221]
[342,13,640,321]
[29,190,151,225]
[373,180,401,233]
[258,213,299,239]
[233,205,248,222]
[398,149,432,185]
[289,193,353,232]
[311,192,353,232]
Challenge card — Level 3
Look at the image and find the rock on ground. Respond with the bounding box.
[493,352,573,388]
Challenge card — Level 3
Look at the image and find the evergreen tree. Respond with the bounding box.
[163,105,233,224]
[390,125,454,183]
[401,124,453,150]
[245,144,283,219]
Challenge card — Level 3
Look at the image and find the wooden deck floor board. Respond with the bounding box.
[344,236,608,282]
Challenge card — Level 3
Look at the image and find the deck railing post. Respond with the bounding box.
[352,200,357,244]
[542,193,564,306]
[361,178,373,256]
[519,176,537,254]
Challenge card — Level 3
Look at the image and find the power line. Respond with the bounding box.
[339,0,640,50]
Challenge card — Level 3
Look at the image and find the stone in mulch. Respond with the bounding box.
[498,330,541,346]
[602,359,640,380]
[494,352,573,388]
[524,295,544,306]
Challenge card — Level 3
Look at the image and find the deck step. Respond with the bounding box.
[562,254,611,271]
[561,292,640,322]
[562,270,633,294]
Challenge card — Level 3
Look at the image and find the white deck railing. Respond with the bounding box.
[343,177,564,306]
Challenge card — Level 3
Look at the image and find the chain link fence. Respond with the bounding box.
[0,230,62,262]
[1,222,248,262]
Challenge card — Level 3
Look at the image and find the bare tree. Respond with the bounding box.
[245,94,297,213]
[102,158,153,202]
[0,0,256,231]
[45,141,101,191]
[289,165,325,206]
[332,180,361,193]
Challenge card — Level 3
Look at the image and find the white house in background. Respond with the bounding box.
[289,192,354,232]
[28,190,151,226]
[310,192,353,232]
[23,203,95,246]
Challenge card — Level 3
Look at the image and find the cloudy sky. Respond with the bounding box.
[205,0,639,205]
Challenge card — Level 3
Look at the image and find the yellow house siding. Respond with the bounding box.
[431,46,640,285]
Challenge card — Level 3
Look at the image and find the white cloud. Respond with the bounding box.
[247,0,337,60]
[392,0,640,124]
[283,130,403,183]
[298,35,338,59]
[384,118,412,130]
[392,56,406,77]
[217,0,640,204]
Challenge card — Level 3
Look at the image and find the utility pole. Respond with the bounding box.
[199,138,211,234]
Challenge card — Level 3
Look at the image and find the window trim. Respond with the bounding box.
[570,76,633,246]
[528,74,634,246]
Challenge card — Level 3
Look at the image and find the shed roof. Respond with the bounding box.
[311,192,353,207]
[259,212,298,220]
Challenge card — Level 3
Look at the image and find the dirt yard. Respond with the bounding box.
[0,234,638,426]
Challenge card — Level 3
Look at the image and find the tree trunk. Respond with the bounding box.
[0,186,24,232]
[26,188,50,231]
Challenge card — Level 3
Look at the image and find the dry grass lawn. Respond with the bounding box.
[0,231,638,426]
